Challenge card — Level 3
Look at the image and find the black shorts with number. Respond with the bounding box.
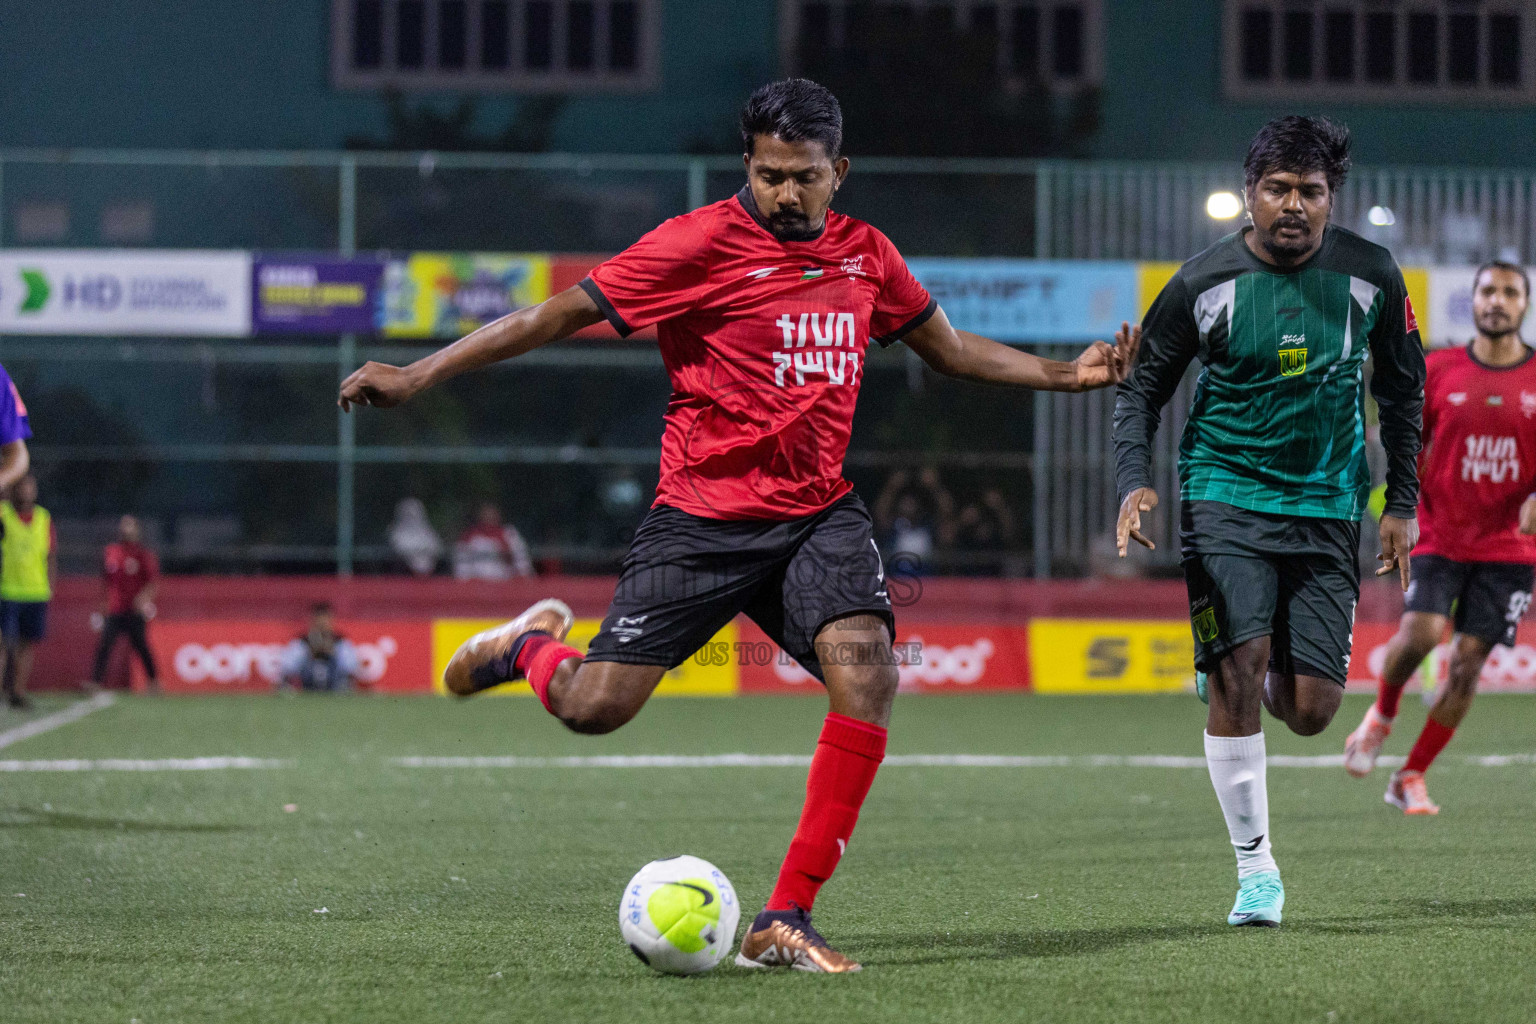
[584,493,894,682]
[1403,553,1534,648]
[1180,500,1360,685]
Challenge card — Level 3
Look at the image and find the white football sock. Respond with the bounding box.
[1204,731,1278,879]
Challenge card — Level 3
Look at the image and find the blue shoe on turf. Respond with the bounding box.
[1228,871,1284,927]
[1196,670,1209,704]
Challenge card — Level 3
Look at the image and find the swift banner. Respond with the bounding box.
[907,260,1138,342]
[1027,619,1195,694]
[0,250,252,336]
[253,257,384,333]
[382,253,551,338]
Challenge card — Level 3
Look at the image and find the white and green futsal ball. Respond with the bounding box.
[619,855,740,975]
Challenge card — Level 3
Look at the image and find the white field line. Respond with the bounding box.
[0,692,116,751]
[0,756,290,772]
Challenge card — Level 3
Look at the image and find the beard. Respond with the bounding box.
[1475,310,1521,338]
[767,209,818,241]
[1259,216,1315,262]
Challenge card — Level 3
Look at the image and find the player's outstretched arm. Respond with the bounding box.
[338,286,605,411]
[900,306,1141,392]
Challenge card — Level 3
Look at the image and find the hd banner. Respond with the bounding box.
[906,260,1139,342]
[0,250,252,336]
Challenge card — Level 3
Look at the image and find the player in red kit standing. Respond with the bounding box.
[1344,261,1536,813]
[89,515,161,692]
[340,80,1140,972]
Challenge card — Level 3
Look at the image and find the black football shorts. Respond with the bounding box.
[1403,553,1534,648]
[1180,500,1361,684]
[584,493,894,681]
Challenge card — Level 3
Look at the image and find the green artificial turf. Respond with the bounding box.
[2,693,1534,1023]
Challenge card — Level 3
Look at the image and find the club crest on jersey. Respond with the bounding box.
[1521,391,1536,418]
[842,256,866,277]
[1278,333,1307,376]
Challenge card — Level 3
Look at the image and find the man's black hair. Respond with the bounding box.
[1474,259,1531,299]
[1243,115,1352,195]
[740,78,843,159]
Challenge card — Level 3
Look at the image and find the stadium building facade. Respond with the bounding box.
[4,1,1536,162]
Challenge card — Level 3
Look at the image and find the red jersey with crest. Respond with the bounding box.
[1415,344,1536,564]
[581,188,936,520]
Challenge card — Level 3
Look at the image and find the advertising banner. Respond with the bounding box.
[736,621,1032,694]
[1427,265,1477,348]
[429,618,739,696]
[0,250,252,336]
[907,260,1138,342]
[148,620,432,693]
[1348,621,1536,693]
[382,253,551,338]
[253,256,384,334]
[1027,619,1195,694]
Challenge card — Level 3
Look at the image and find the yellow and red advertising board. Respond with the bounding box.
[127,614,1536,696]
[427,618,738,696]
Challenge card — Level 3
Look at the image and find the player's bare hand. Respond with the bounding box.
[1520,496,1536,535]
[1376,514,1418,590]
[1116,487,1159,556]
[1073,323,1141,391]
[338,362,421,412]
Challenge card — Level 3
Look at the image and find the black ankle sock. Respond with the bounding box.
[468,629,553,693]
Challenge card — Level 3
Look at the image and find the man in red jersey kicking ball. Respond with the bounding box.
[340,79,1139,972]
[1345,261,1536,813]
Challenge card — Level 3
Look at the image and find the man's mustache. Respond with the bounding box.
[1273,217,1309,233]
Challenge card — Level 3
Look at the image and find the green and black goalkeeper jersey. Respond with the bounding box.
[1113,224,1425,521]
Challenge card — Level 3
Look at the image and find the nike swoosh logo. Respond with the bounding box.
[1237,835,1264,852]
[676,882,714,906]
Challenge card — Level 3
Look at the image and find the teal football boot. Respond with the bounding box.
[1227,871,1284,927]
[1196,670,1208,704]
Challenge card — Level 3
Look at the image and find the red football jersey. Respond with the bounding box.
[1415,345,1536,564]
[582,188,935,520]
[103,541,158,615]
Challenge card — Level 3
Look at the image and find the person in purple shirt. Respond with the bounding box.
[0,364,31,491]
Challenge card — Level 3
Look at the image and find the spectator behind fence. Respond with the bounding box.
[280,603,359,692]
[453,502,534,580]
[873,467,954,566]
[89,515,160,692]
[388,497,443,575]
[0,475,54,709]
[953,488,1018,552]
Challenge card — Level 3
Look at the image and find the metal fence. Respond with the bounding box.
[1,148,1529,576]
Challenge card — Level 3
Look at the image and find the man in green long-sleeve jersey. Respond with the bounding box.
[1112,116,1425,928]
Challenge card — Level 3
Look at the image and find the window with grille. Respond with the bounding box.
[1225,1,1535,100]
[332,0,657,90]
[781,1,1104,86]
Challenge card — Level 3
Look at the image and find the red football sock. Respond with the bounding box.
[1375,676,1406,719]
[1404,718,1456,774]
[513,634,582,713]
[766,712,888,913]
